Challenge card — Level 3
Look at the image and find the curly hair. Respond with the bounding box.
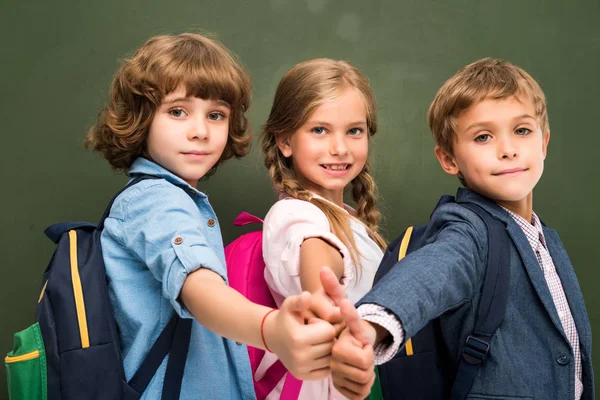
[86,33,252,176]
[262,58,386,276]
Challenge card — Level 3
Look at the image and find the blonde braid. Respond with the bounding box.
[262,133,361,270]
[351,163,387,249]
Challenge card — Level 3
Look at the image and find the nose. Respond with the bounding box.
[188,116,209,141]
[498,135,518,159]
[329,132,348,156]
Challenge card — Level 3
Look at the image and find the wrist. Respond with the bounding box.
[371,322,389,346]
[261,308,278,352]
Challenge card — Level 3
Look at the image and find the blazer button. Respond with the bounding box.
[556,353,570,365]
[207,218,216,227]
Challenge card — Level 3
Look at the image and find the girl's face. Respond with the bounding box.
[278,87,369,206]
[147,85,230,186]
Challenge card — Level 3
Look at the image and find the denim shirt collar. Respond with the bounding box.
[128,157,206,198]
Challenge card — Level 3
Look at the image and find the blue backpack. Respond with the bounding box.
[5,175,192,400]
[369,195,511,400]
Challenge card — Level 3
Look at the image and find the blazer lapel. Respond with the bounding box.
[455,188,567,338]
[505,223,567,338]
[543,228,592,355]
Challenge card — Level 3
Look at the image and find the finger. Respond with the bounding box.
[300,319,337,345]
[302,339,334,361]
[283,291,312,313]
[320,266,347,306]
[332,374,372,400]
[333,375,375,400]
[300,366,331,381]
[310,292,342,323]
[283,291,317,322]
[331,358,375,385]
[332,321,346,338]
[331,330,374,370]
[340,299,375,346]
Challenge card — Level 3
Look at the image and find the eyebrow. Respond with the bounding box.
[512,113,537,121]
[464,114,537,132]
[306,120,367,127]
[161,97,231,108]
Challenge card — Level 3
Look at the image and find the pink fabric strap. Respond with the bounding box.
[280,371,302,400]
[233,211,264,226]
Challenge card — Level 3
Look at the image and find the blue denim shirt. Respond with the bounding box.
[101,158,255,399]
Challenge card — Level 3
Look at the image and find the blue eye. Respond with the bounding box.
[311,127,327,135]
[515,127,531,135]
[348,128,363,136]
[169,108,187,118]
[208,112,226,121]
[475,134,491,143]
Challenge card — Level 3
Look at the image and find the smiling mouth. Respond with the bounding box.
[321,164,350,171]
[493,168,528,176]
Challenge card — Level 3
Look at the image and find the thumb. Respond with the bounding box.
[281,291,313,319]
[320,266,347,306]
[340,298,375,347]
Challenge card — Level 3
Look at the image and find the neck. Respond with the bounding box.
[496,192,534,222]
[297,178,345,208]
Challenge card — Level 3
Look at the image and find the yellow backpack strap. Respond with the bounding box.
[398,227,414,356]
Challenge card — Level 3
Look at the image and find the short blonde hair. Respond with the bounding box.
[428,57,549,154]
[86,33,252,175]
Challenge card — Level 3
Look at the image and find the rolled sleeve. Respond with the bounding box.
[108,181,226,318]
[263,199,354,299]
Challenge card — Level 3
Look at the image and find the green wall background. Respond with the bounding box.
[1,0,598,397]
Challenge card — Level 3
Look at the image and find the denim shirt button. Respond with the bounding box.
[207,218,216,227]
[556,353,570,365]
[173,236,183,245]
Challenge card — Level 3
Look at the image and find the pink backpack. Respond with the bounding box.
[224,212,303,400]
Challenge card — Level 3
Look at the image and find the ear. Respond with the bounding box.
[542,129,550,159]
[434,145,460,176]
[276,135,293,158]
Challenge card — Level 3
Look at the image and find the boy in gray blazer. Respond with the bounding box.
[327,58,594,400]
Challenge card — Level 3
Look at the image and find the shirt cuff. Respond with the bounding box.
[357,303,405,365]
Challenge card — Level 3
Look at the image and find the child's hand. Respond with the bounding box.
[330,299,377,400]
[305,266,351,335]
[307,290,345,336]
[264,292,338,380]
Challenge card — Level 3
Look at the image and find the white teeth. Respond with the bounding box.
[323,164,348,171]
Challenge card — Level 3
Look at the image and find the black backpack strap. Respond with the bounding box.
[161,318,193,400]
[127,316,193,397]
[373,195,456,285]
[97,174,160,230]
[450,202,510,400]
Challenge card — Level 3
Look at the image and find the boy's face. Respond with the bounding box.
[147,85,230,186]
[435,95,550,215]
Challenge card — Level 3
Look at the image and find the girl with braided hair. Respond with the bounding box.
[260,58,387,399]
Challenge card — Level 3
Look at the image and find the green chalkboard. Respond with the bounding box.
[1,0,598,397]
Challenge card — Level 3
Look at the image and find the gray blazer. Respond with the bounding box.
[359,188,594,399]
